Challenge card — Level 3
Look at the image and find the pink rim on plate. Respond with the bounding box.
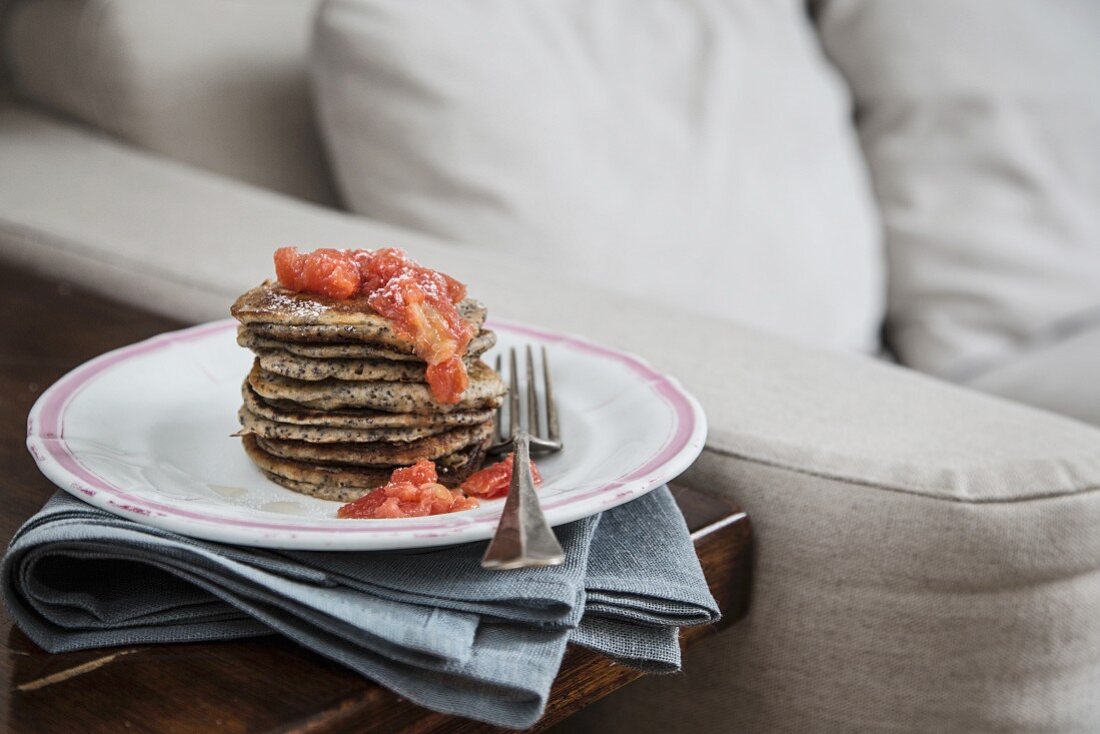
[26,318,707,550]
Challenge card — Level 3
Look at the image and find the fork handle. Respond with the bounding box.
[480,430,565,570]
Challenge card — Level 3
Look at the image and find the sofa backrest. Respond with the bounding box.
[1,0,337,205]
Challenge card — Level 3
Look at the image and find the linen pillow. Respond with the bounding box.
[2,0,336,204]
[311,0,885,353]
[815,0,1100,377]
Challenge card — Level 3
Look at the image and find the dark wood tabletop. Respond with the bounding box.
[0,263,752,733]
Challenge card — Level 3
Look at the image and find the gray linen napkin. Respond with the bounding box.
[2,486,718,729]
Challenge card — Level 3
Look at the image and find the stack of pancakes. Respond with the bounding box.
[230,282,506,501]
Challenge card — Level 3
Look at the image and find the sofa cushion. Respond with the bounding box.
[1,0,336,205]
[310,0,886,354]
[815,0,1100,378]
[3,103,1100,732]
[965,325,1100,428]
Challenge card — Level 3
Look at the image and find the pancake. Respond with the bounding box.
[241,382,496,429]
[237,406,452,443]
[237,327,496,362]
[232,281,487,327]
[255,350,426,382]
[246,320,489,348]
[254,349,484,383]
[248,361,506,413]
[242,434,488,501]
[233,283,486,349]
[254,420,493,467]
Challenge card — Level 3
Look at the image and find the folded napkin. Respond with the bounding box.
[2,486,718,729]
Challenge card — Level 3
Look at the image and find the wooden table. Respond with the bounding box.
[0,263,752,733]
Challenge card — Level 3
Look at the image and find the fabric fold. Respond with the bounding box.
[2,486,719,729]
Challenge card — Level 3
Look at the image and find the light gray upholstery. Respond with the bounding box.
[965,324,1100,428]
[2,101,1100,732]
[1,0,336,205]
[568,449,1100,733]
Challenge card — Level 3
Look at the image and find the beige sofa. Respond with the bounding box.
[2,2,1099,732]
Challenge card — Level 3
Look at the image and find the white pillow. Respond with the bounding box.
[816,0,1100,376]
[311,0,885,353]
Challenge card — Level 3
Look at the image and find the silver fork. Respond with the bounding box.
[480,346,565,570]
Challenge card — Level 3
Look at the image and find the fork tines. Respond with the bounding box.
[491,345,563,455]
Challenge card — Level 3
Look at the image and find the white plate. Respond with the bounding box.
[26,319,706,550]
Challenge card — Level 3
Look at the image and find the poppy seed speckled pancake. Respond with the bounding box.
[232,272,506,501]
[255,420,493,466]
[253,349,483,383]
[232,281,487,327]
[245,319,489,347]
[236,327,497,362]
[241,382,496,429]
[232,283,486,349]
[242,434,488,500]
[248,361,506,414]
[237,406,452,443]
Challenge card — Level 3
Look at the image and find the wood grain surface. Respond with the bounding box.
[0,263,752,733]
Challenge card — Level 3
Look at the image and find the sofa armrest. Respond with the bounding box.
[5,102,1100,733]
[2,102,1098,503]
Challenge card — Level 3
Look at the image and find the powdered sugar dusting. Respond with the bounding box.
[261,290,332,319]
